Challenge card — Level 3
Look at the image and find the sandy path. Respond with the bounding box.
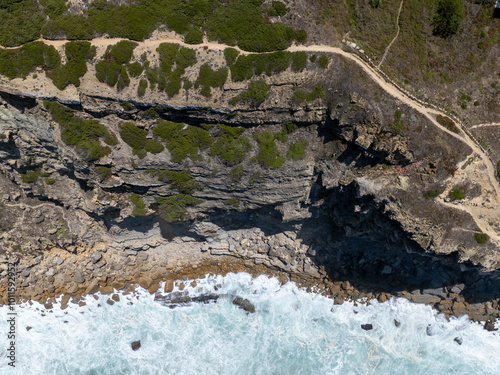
[378,0,404,68]
[470,122,500,130]
[2,35,500,244]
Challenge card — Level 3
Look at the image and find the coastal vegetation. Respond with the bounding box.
[49,41,96,90]
[153,120,212,163]
[157,194,201,221]
[148,170,203,194]
[130,193,147,216]
[474,232,489,244]
[208,125,251,166]
[95,41,138,91]
[253,131,285,168]
[0,42,60,79]
[195,64,228,97]
[293,86,325,104]
[44,100,118,162]
[287,140,308,160]
[229,80,270,107]
[119,122,164,159]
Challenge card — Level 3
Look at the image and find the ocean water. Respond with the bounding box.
[0,272,499,375]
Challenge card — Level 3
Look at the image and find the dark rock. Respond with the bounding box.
[106,298,114,305]
[26,326,32,331]
[394,320,401,327]
[232,297,256,314]
[454,337,463,345]
[361,324,373,331]
[155,292,219,308]
[131,341,141,351]
[484,320,498,332]
[426,324,439,336]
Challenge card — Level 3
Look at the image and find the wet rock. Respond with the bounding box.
[106,298,114,305]
[232,297,255,314]
[131,341,141,351]
[155,292,219,308]
[484,320,498,332]
[26,326,32,331]
[394,320,401,327]
[111,294,120,302]
[454,337,463,345]
[361,324,373,331]
[426,324,439,336]
[164,280,174,293]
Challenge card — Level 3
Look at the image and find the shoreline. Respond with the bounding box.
[1,238,499,328]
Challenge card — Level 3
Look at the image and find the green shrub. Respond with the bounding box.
[45,178,56,185]
[449,188,465,200]
[119,122,147,158]
[96,166,111,182]
[248,171,263,184]
[224,48,240,66]
[423,189,441,199]
[230,165,244,183]
[138,79,148,97]
[267,1,288,16]
[432,0,463,38]
[195,64,228,97]
[49,41,95,90]
[474,232,489,244]
[274,122,297,143]
[473,101,479,106]
[287,140,308,160]
[436,114,460,133]
[318,55,329,68]
[293,86,325,104]
[145,139,165,154]
[154,120,212,162]
[0,0,46,47]
[127,61,144,77]
[152,170,203,194]
[224,198,240,207]
[229,80,270,107]
[95,41,138,90]
[310,55,317,63]
[146,43,197,97]
[130,193,146,216]
[497,160,500,178]
[291,52,308,72]
[22,168,41,183]
[156,194,201,221]
[209,124,252,166]
[230,52,292,81]
[0,42,60,79]
[44,100,114,162]
[295,29,307,44]
[253,131,285,168]
[120,102,135,111]
[184,27,203,44]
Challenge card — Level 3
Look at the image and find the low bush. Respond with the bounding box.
[21,168,41,183]
[253,131,284,168]
[224,48,239,66]
[0,42,60,79]
[230,165,243,183]
[318,55,329,68]
[120,122,163,158]
[474,232,489,244]
[152,170,203,194]
[95,166,111,182]
[156,194,201,221]
[229,80,270,107]
[287,140,308,160]
[195,64,228,97]
[130,193,146,216]
[423,189,441,199]
[291,52,308,72]
[209,124,251,166]
[44,100,115,162]
[293,86,325,104]
[138,79,148,97]
[267,1,288,16]
[45,178,56,185]
[95,41,138,90]
[184,27,203,44]
[230,52,292,82]
[449,188,465,200]
[154,120,212,163]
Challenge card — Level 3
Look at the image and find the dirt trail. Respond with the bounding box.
[378,0,404,68]
[470,122,500,130]
[2,35,500,244]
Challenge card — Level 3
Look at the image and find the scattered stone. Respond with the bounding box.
[454,337,463,345]
[361,324,373,331]
[131,341,141,351]
[91,253,102,264]
[148,284,160,294]
[201,244,209,252]
[426,324,439,336]
[100,286,114,294]
[66,282,78,294]
[155,292,219,308]
[178,283,185,291]
[484,320,498,332]
[47,228,58,235]
[111,294,120,302]
[106,298,114,305]
[125,249,138,256]
[381,266,392,275]
[21,269,30,277]
[26,326,32,331]
[450,283,465,295]
[394,320,401,327]
[73,271,84,283]
[164,280,174,293]
[232,297,255,313]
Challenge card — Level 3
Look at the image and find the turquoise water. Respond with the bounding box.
[0,273,499,374]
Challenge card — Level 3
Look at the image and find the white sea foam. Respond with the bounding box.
[0,272,499,374]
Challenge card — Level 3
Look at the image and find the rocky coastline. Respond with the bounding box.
[1,224,499,329]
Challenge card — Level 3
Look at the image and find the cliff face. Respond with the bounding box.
[0,37,500,318]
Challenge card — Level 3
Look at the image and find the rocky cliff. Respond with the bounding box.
[0,38,499,322]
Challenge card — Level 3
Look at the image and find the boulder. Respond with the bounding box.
[232,297,255,314]
[454,337,463,345]
[131,341,141,351]
[73,270,84,283]
[484,320,498,332]
[91,253,102,264]
[361,324,373,331]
